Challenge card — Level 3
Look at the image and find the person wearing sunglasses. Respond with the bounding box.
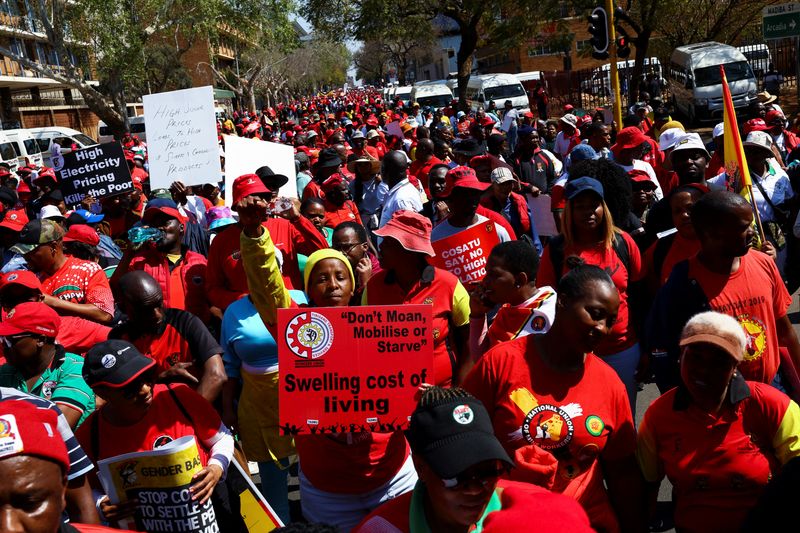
[331,221,380,300]
[355,386,590,532]
[0,301,95,429]
[75,339,239,529]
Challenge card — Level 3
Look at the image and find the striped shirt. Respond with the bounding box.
[0,345,95,425]
[0,387,94,479]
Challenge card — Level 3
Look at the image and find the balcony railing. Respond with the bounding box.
[0,11,42,34]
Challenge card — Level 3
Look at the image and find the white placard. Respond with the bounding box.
[527,193,558,237]
[222,135,298,205]
[143,86,221,190]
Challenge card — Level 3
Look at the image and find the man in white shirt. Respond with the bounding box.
[379,150,423,228]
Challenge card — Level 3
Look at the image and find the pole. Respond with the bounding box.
[746,183,768,244]
[606,0,622,126]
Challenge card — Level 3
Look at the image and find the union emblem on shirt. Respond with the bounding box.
[738,314,767,362]
[509,387,583,450]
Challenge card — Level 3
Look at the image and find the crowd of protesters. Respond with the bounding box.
[1,82,800,533]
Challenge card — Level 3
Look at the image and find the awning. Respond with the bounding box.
[214,88,236,99]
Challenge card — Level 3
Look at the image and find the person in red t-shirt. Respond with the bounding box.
[639,312,800,533]
[77,339,238,530]
[11,219,113,353]
[205,174,327,310]
[321,173,363,228]
[538,177,643,411]
[463,263,645,533]
[408,139,443,195]
[111,199,211,324]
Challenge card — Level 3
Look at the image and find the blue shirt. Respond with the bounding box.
[221,290,307,377]
[350,177,389,216]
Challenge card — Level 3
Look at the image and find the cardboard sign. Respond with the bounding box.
[144,86,221,190]
[277,305,434,434]
[97,436,218,532]
[430,222,501,284]
[222,135,297,205]
[54,142,133,208]
[527,193,558,237]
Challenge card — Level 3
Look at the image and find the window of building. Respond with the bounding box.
[528,44,558,57]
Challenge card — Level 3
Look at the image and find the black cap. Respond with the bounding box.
[405,394,512,479]
[0,187,17,207]
[83,340,156,388]
[255,165,289,190]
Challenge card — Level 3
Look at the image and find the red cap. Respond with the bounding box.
[765,109,784,123]
[628,169,657,188]
[0,270,42,292]
[563,104,575,112]
[0,209,28,232]
[611,126,649,153]
[232,173,271,206]
[0,401,69,472]
[63,224,100,246]
[321,173,347,194]
[373,210,435,256]
[0,167,10,178]
[743,118,770,136]
[480,116,496,127]
[0,302,60,337]
[482,485,593,533]
[441,166,490,198]
[33,167,57,184]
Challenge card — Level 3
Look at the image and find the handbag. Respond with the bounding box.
[752,176,791,248]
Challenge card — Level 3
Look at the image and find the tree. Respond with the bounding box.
[353,40,390,84]
[0,0,294,138]
[302,0,558,108]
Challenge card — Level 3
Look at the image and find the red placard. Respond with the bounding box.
[278,305,433,434]
[430,222,501,284]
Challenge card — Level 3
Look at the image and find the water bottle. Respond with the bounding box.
[128,226,164,250]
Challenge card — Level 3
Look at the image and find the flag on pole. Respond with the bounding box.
[720,65,765,242]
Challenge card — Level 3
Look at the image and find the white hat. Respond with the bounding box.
[39,205,64,220]
[406,118,419,128]
[670,132,710,160]
[560,114,578,128]
[712,122,725,139]
[658,128,685,152]
[490,167,516,185]
[743,131,773,154]
[366,129,380,140]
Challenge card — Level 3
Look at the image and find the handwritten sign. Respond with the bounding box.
[54,142,133,208]
[431,222,501,284]
[98,436,218,533]
[222,135,297,204]
[144,86,221,189]
[277,305,433,434]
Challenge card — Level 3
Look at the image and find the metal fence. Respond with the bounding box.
[540,39,798,116]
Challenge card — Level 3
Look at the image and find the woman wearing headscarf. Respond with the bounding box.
[236,196,416,531]
[362,210,471,386]
[638,311,800,533]
[538,177,644,412]
[464,263,645,533]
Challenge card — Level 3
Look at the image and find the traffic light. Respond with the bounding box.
[616,28,631,58]
[588,7,609,60]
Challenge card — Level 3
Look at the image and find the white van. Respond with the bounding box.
[0,132,20,171]
[391,86,413,107]
[410,82,453,109]
[0,129,44,168]
[737,44,772,79]
[466,74,527,111]
[668,42,758,124]
[98,116,146,144]
[28,127,97,167]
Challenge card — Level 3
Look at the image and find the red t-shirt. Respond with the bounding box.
[205,217,328,307]
[463,335,635,532]
[41,256,114,354]
[688,249,792,383]
[296,432,409,494]
[537,231,642,355]
[76,384,221,465]
[323,199,363,228]
[638,380,800,533]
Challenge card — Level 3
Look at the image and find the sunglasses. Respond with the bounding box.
[441,464,508,490]
[333,242,364,255]
[1,334,34,347]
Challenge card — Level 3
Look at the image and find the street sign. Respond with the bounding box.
[763,2,800,40]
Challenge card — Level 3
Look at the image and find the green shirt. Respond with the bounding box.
[0,345,95,426]
[408,481,502,533]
